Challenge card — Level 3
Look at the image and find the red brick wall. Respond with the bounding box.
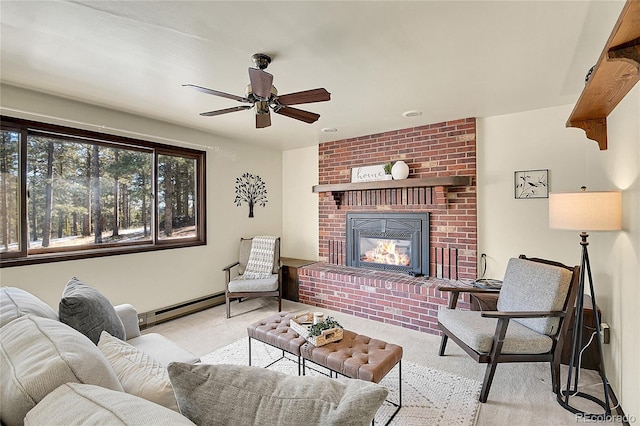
[297,118,477,335]
[317,118,477,280]
[298,263,470,334]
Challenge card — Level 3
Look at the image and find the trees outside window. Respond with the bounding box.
[0,129,20,253]
[0,117,206,266]
[158,154,197,239]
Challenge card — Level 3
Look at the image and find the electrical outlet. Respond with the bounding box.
[600,323,610,344]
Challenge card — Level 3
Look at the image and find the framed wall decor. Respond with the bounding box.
[514,169,549,199]
[351,164,388,183]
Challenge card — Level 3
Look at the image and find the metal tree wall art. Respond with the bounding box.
[234,172,268,217]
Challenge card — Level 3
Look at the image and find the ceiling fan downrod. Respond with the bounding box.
[251,53,271,70]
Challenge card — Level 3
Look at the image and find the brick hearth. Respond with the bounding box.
[299,118,477,336]
[299,263,470,334]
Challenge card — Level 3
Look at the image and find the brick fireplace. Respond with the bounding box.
[299,118,477,335]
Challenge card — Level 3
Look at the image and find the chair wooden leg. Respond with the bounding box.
[551,359,560,395]
[438,335,448,356]
[480,360,499,403]
[226,294,231,319]
[480,317,509,403]
[278,295,282,312]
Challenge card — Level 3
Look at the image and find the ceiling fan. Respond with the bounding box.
[184,53,331,129]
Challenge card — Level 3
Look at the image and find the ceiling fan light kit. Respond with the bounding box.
[185,53,331,129]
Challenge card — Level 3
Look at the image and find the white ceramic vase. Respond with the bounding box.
[391,161,409,180]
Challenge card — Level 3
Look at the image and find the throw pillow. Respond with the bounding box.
[0,286,58,328]
[24,383,195,426]
[168,362,388,426]
[59,277,125,344]
[98,331,179,411]
[0,315,123,426]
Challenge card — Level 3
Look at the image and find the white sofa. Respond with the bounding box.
[0,285,387,426]
[0,285,198,425]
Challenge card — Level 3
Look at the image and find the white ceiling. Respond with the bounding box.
[0,1,625,151]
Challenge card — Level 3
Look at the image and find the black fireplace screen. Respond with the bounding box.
[346,212,429,276]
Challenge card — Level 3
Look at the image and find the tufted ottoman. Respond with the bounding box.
[301,330,403,424]
[247,312,307,374]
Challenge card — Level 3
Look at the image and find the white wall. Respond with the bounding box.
[281,145,319,261]
[477,87,639,419]
[0,85,283,313]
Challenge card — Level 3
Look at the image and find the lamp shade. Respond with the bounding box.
[549,191,621,231]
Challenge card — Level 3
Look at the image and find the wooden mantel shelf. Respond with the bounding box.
[566,0,640,150]
[312,176,472,193]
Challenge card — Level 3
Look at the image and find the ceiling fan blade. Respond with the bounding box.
[256,112,271,128]
[183,84,248,103]
[200,105,252,117]
[248,68,273,99]
[275,106,320,124]
[277,88,331,106]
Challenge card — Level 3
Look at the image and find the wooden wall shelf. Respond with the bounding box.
[312,176,473,208]
[566,0,640,150]
[312,176,472,193]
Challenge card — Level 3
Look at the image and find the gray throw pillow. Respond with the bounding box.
[167,362,388,426]
[59,277,125,344]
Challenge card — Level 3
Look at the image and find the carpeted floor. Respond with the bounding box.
[200,337,482,426]
[148,298,623,425]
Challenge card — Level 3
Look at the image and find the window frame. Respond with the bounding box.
[0,116,206,267]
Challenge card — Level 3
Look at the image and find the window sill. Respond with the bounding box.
[0,240,206,268]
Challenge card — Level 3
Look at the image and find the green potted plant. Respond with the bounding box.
[307,316,344,346]
[383,162,393,180]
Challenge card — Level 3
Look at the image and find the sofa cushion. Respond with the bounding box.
[438,309,554,354]
[24,383,195,426]
[0,286,58,328]
[0,315,123,426]
[126,333,200,366]
[228,274,279,292]
[167,362,388,426]
[98,331,179,411]
[59,277,126,344]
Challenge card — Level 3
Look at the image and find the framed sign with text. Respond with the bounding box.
[351,164,389,183]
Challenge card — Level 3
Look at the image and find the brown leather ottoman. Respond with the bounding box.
[247,312,307,374]
[300,330,402,382]
[301,330,403,424]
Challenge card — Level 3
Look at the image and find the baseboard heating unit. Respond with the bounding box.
[138,292,225,329]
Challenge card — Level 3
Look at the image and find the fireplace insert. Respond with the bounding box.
[346,212,429,276]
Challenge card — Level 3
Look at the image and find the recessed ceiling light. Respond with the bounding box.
[402,110,422,118]
[322,127,338,133]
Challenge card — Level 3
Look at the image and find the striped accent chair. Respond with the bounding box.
[437,255,580,403]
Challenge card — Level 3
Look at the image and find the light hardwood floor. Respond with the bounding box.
[147,297,622,426]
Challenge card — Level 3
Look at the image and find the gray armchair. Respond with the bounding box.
[437,255,580,403]
[222,237,282,318]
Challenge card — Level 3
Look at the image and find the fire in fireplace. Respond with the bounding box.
[360,237,411,266]
[346,212,429,276]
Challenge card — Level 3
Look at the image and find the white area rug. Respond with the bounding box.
[200,337,481,426]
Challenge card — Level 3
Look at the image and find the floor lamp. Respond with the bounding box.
[549,189,621,420]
